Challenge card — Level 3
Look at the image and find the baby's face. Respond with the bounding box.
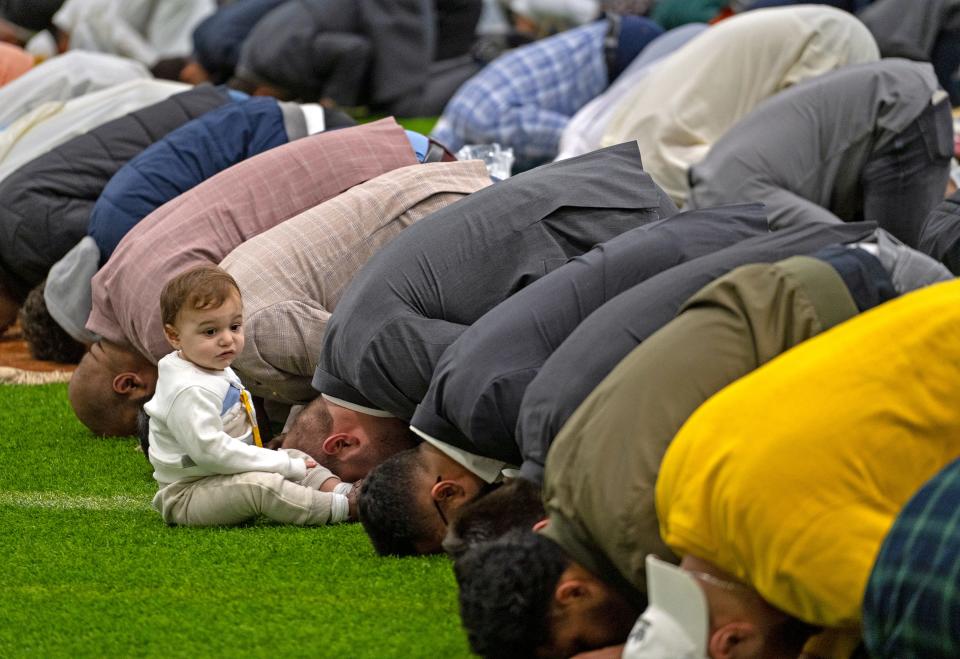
[168,292,245,370]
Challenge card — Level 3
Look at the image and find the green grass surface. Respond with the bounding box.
[0,384,471,658]
[396,117,439,135]
[358,114,438,136]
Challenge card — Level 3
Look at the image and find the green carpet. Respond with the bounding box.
[0,384,471,658]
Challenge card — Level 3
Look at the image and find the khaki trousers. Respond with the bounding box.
[153,449,339,527]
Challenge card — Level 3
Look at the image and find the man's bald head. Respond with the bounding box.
[281,396,416,481]
[69,340,158,437]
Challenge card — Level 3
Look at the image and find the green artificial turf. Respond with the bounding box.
[0,384,472,658]
[356,114,438,136]
[396,117,439,136]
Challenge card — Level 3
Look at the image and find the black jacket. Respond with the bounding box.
[0,84,228,299]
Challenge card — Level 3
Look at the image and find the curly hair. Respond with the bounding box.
[454,529,568,659]
[19,282,86,363]
[357,448,436,556]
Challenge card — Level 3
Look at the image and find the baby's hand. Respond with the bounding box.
[304,457,317,470]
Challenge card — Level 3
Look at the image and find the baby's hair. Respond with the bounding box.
[161,265,241,328]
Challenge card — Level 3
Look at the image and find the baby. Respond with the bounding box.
[145,265,356,526]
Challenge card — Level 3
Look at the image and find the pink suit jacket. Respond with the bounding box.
[87,117,418,362]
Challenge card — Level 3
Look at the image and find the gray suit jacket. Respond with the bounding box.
[312,140,678,420]
[688,59,944,245]
[409,204,769,480]
[859,0,960,60]
[920,190,960,274]
[515,220,880,474]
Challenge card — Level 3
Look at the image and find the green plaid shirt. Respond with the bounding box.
[863,457,960,658]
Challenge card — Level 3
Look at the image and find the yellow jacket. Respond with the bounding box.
[657,278,960,631]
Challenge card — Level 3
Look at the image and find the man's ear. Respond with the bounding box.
[430,479,465,503]
[321,432,356,456]
[554,578,591,607]
[112,372,147,399]
[163,323,181,350]
[709,621,761,659]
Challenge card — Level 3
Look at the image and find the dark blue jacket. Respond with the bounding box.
[192,0,288,84]
[88,97,291,263]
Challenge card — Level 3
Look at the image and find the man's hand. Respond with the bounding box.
[347,480,362,521]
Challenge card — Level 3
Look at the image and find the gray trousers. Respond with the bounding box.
[152,449,342,527]
[862,96,954,247]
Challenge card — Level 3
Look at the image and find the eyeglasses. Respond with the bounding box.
[433,475,448,528]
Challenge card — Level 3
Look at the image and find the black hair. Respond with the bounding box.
[454,529,569,659]
[136,406,151,460]
[357,448,436,556]
[149,57,189,81]
[19,282,86,363]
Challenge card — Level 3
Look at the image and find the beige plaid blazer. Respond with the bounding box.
[223,159,492,404]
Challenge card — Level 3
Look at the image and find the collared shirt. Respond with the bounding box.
[411,426,517,484]
[300,103,326,135]
[322,394,395,418]
[430,20,608,165]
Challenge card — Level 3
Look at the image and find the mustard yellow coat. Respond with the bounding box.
[658,278,960,631]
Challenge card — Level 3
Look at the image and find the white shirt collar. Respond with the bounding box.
[321,393,395,418]
[410,426,516,484]
[300,103,326,135]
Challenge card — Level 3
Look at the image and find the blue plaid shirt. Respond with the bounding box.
[431,21,608,167]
